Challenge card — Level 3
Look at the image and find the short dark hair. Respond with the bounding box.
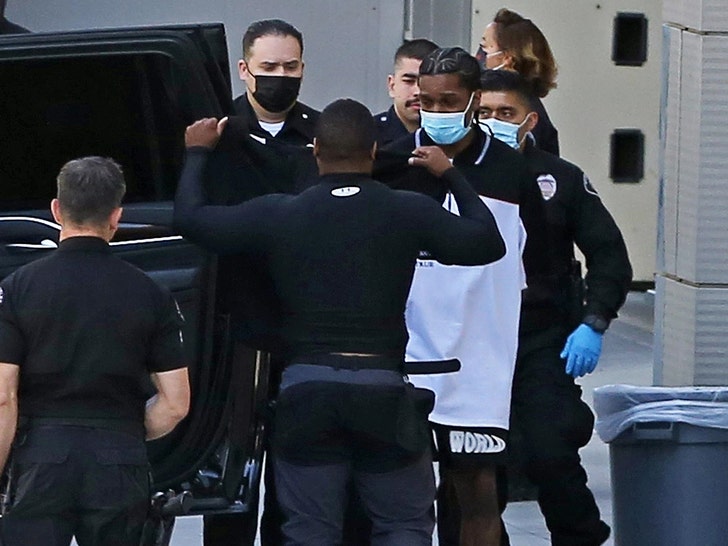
[419,47,481,93]
[480,69,537,110]
[242,19,303,60]
[394,38,439,64]
[56,157,126,226]
[315,99,375,162]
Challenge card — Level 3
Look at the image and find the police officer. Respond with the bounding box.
[373,38,439,146]
[231,18,318,144]
[209,18,319,204]
[375,47,552,546]
[479,69,632,545]
[202,19,321,546]
[175,99,506,545]
[0,156,190,546]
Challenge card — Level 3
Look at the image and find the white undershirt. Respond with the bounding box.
[258,120,285,137]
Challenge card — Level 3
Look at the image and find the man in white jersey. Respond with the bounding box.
[375,47,551,546]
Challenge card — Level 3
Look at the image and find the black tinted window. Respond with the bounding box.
[0,55,186,211]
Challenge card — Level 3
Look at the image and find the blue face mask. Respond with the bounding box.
[420,93,475,145]
[479,115,531,149]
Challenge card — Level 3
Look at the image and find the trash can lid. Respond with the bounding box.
[593,384,728,443]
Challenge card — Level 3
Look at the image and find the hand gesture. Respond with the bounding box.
[185,117,228,149]
[408,146,454,178]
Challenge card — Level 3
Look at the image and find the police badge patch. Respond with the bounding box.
[583,173,599,196]
[537,174,557,201]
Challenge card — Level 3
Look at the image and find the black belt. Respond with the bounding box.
[290,353,461,374]
[22,417,144,438]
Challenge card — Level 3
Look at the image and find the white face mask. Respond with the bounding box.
[420,93,475,145]
[486,50,506,70]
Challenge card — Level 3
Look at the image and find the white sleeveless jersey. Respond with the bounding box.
[407,192,526,429]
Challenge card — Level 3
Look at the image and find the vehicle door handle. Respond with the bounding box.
[5,239,58,252]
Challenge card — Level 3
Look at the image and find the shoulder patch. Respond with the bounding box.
[0,286,4,305]
[583,174,599,197]
[537,174,557,201]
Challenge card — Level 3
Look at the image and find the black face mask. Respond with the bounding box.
[475,46,488,72]
[250,74,302,113]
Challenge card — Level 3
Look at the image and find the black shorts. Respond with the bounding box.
[432,422,509,469]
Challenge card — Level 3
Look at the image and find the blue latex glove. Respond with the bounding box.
[560,324,603,378]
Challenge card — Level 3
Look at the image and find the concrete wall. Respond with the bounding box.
[471,1,663,284]
[655,0,728,386]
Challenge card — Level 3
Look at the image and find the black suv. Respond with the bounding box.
[0,23,268,539]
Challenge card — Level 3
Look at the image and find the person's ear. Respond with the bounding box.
[312,137,320,158]
[387,74,396,98]
[370,141,378,161]
[524,111,539,133]
[502,52,515,70]
[238,59,249,82]
[50,198,63,224]
[470,90,482,122]
[109,207,123,232]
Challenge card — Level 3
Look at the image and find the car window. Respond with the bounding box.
[0,54,185,211]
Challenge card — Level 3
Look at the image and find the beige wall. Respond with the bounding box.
[471,1,662,284]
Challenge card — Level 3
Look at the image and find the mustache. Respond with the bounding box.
[405,99,420,108]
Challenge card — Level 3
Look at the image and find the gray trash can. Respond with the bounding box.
[594,385,728,546]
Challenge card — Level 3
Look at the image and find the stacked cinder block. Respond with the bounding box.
[656,0,728,385]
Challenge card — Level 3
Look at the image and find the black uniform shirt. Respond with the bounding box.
[0,237,185,428]
[531,97,560,157]
[373,105,411,147]
[203,96,321,350]
[521,140,632,330]
[176,148,505,362]
[231,93,319,148]
[375,126,553,287]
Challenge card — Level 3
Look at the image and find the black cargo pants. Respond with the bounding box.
[1,425,150,546]
[505,326,610,546]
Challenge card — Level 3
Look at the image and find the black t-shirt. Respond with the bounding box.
[175,149,504,362]
[0,237,185,427]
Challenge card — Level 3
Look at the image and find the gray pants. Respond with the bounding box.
[274,453,435,546]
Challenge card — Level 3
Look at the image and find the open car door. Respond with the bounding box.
[0,24,268,522]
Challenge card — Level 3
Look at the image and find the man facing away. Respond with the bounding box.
[374,38,439,146]
[479,69,631,546]
[174,98,506,545]
[0,156,190,546]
